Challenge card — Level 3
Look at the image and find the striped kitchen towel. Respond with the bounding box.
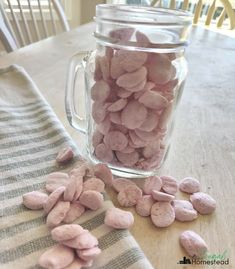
[0,65,154,269]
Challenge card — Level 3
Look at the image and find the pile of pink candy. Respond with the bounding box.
[22,147,135,269]
[114,175,216,226]
[22,147,216,267]
[39,224,101,269]
[92,30,179,170]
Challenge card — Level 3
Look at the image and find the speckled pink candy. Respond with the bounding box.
[190,192,216,215]
[51,224,85,241]
[172,200,198,222]
[104,131,128,151]
[179,177,201,194]
[161,175,178,195]
[121,100,147,130]
[63,202,85,223]
[79,190,104,211]
[62,231,98,249]
[179,230,208,258]
[136,195,155,217]
[151,190,174,202]
[56,146,74,164]
[45,172,70,193]
[104,207,134,229]
[38,244,74,269]
[94,163,113,186]
[143,176,162,195]
[44,186,66,214]
[22,191,48,210]
[83,178,105,193]
[46,201,70,228]
[117,185,142,207]
[151,202,175,228]
[91,80,110,102]
[77,246,101,261]
[112,178,136,192]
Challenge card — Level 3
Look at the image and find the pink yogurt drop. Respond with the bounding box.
[97,116,111,135]
[129,130,148,148]
[104,131,128,151]
[116,66,147,88]
[110,27,135,42]
[110,56,125,79]
[116,50,148,72]
[138,110,159,132]
[95,143,114,162]
[109,112,122,124]
[125,79,146,93]
[116,150,139,167]
[134,81,155,100]
[92,130,104,148]
[139,90,168,110]
[107,98,128,112]
[91,80,110,102]
[147,53,175,85]
[92,102,108,124]
[116,87,133,98]
[121,100,147,129]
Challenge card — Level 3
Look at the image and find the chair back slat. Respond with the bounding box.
[0,10,18,52]
[1,0,70,52]
[220,0,235,29]
[52,0,70,31]
[48,0,57,35]
[169,0,176,9]
[182,0,189,10]
[217,8,226,27]
[16,0,32,43]
[37,0,48,38]
[205,0,216,26]
[150,0,234,29]
[193,0,203,24]
[0,0,19,47]
[151,0,159,6]
[6,0,26,46]
[27,0,41,41]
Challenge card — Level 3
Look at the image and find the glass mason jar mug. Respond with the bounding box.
[65,4,192,178]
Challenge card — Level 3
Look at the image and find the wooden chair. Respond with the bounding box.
[0,0,70,52]
[151,0,235,29]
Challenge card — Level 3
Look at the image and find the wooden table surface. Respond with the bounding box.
[1,23,235,269]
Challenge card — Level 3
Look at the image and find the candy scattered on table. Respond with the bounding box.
[179,177,201,194]
[190,192,216,215]
[104,207,134,229]
[172,200,198,222]
[21,146,216,266]
[179,230,208,258]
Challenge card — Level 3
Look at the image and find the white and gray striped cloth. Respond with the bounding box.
[0,65,154,269]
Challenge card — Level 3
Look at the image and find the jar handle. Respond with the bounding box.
[65,51,91,134]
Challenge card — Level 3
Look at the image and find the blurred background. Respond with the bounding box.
[0,0,234,53]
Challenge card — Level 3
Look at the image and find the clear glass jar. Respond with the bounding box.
[65,4,192,178]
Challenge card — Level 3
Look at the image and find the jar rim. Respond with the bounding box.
[96,4,192,26]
